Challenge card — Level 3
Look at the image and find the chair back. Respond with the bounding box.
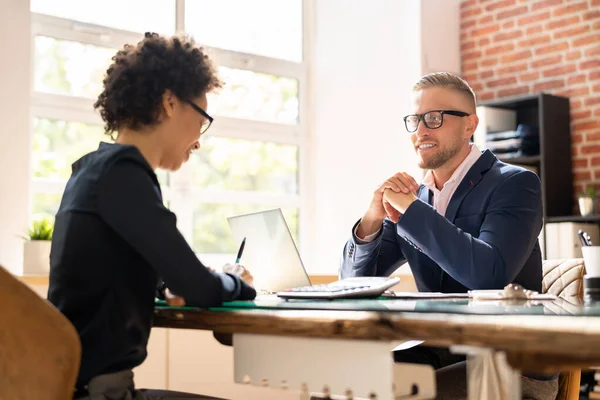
[0,265,81,400]
[541,259,585,400]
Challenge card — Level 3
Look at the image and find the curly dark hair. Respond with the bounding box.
[94,32,222,134]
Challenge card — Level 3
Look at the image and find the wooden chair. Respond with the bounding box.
[542,258,586,400]
[0,265,81,400]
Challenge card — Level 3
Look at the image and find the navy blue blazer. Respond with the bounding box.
[340,150,543,292]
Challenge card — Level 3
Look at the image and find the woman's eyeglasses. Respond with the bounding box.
[187,101,214,134]
[403,110,470,133]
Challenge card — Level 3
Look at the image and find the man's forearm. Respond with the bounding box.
[356,215,384,239]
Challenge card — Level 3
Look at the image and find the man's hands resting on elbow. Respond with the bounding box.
[357,172,419,237]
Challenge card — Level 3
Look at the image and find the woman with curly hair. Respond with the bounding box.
[48,33,255,400]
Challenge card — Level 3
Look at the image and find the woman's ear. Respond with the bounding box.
[161,89,176,118]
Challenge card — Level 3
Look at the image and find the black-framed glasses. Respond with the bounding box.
[187,100,214,134]
[403,110,470,133]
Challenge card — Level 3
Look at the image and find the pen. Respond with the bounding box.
[235,237,246,264]
[578,230,588,247]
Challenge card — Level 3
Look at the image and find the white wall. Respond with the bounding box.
[0,0,31,274]
[306,0,461,275]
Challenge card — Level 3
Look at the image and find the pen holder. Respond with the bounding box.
[582,246,600,277]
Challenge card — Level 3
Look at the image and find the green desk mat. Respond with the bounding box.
[155,295,600,317]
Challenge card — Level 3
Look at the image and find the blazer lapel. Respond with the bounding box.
[445,150,497,222]
[418,185,432,205]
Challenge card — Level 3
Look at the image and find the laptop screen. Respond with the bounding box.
[227,208,311,293]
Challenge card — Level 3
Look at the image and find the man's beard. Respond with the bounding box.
[417,135,463,170]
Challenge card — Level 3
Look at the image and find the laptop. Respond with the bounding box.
[227,208,399,299]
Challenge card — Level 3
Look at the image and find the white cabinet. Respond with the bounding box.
[544,222,600,259]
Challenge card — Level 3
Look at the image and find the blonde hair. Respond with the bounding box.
[413,72,477,110]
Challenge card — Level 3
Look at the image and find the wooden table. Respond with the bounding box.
[154,297,600,399]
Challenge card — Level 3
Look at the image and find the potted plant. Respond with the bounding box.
[578,186,596,217]
[22,218,54,275]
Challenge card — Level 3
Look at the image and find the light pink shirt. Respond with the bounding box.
[421,144,482,217]
[356,144,482,242]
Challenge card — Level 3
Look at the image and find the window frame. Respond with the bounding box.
[29,0,310,255]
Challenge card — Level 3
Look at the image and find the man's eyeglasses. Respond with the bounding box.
[403,110,470,133]
[187,100,214,134]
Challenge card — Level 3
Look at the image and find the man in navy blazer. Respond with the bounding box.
[339,73,556,400]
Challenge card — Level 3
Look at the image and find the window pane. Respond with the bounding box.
[187,137,298,194]
[34,36,115,99]
[33,118,108,179]
[193,204,298,254]
[209,67,298,124]
[32,193,62,222]
[31,0,175,34]
[185,0,302,62]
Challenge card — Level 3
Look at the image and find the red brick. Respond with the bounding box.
[498,86,529,98]
[481,70,494,79]
[587,132,600,142]
[531,55,562,68]
[526,25,544,35]
[488,77,518,88]
[582,145,600,155]
[573,134,584,144]
[532,0,563,11]
[498,63,528,75]
[554,25,590,40]
[573,34,600,48]
[471,24,501,38]
[556,87,591,98]
[594,21,600,30]
[479,38,491,47]
[595,0,600,7]
[518,35,551,48]
[482,58,499,67]
[479,15,494,25]
[573,158,589,169]
[471,82,485,92]
[547,16,580,30]
[519,11,551,26]
[590,70,600,81]
[485,43,515,56]
[585,46,600,58]
[585,97,600,106]
[566,50,581,61]
[572,109,592,120]
[503,21,515,29]
[553,1,588,17]
[574,171,592,181]
[594,169,600,180]
[535,42,569,56]
[463,73,478,83]
[592,157,600,167]
[497,6,528,20]
[461,41,476,52]
[461,7,483,20]
[463,62,478,72]
[581,59,600,71]
[461,19,477,30]
[572,146,579,156]
[568,74,587,85]
[533,79,565,92]
[501,50,532,63]
[461,31,468,41]
[478,91,495,101]
[520,72,540,82]
[543,64,576,78]
[461,0,476,9]
[571,100,583,109]
[575,121,600,131]
[463,50,483,61]
[485,0,517,11]
[494,30,524,42]
[583,10,600,21]
[593,83,600,93]
[595,108,600,117]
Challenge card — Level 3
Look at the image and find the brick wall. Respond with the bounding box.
[460,0,600,197]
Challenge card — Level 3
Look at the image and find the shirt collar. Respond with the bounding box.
[422,144,482,192]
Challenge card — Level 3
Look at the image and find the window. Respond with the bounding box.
[30,2,308,261]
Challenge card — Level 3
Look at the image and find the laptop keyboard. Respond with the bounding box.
[277,277,400,299]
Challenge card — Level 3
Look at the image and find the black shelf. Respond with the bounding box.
[498,155,541,166]
[479,93,572,218]
[545,215,600,223]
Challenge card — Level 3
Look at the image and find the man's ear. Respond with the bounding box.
[464,114,479,140]
[161,89,176,119]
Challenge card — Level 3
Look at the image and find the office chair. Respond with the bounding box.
[0,265,81,400]
[542,258,586,400]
